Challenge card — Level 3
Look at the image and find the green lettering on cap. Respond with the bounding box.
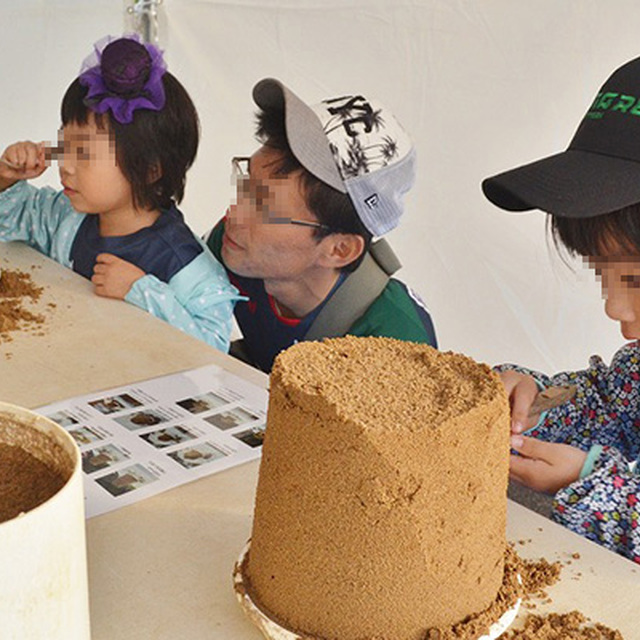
[588,92,603,111]
[630,101,640,116]
[596,92,619,109]
[611,95,637,113]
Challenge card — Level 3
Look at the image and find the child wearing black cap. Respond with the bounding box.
[483,56,640,564]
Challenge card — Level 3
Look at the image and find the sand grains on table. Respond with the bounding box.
[0,266,51,343]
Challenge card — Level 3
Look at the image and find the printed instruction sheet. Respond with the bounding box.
[36,365,267,518]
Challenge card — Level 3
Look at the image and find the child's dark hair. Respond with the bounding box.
[255,107,372,272]
[550,203,640,257]
[61,72,199,211]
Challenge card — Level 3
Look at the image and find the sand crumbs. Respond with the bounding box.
[424,546,622,639]
[0,267,47,341]
[502,611,624,640]
[500,553,623,640]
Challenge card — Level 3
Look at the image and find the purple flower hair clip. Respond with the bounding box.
[78,34,167,125]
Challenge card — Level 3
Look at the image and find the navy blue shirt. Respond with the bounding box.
[228,271,345,372]
[70,205,202,282]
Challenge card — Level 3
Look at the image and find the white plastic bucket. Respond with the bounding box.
[0,401,90,640]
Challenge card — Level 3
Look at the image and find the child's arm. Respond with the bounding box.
[123,249,242,352]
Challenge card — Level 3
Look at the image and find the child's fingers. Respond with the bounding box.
[0,151,22,174]
[36,142,49,168]
[6,142,35,169]
[91,273,110,296]
[4,144,25,168]
[498,371,538,434]
[510,434,550,461]
[510,380,538,434]
[95,253,118,265]
[0,156,19,170]
[509,442,585,494]
[1,141,48,177]
[25,143,41,169]
[93,256,117,279]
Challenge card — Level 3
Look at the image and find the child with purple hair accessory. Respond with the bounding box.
[0,35,241,352]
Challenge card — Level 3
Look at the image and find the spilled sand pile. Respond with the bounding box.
[0,267,48,342]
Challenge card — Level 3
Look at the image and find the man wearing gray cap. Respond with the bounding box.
[206,78,437,372]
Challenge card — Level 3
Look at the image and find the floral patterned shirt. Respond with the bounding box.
[498,342,640,564]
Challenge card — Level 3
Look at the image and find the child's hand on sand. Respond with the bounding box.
[92,253,145,300]
[0,141,49,185]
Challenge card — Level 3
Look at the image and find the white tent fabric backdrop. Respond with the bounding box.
[1,0,636,374]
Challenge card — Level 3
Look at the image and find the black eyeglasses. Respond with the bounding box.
[231,156,331,231]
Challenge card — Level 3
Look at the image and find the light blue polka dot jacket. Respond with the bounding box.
[0,181,242,353]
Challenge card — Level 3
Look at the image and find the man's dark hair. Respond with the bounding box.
[550,203,640,257]
[255,107,372,272]
[61,72,199,212]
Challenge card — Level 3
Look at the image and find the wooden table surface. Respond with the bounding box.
[1,241,636,639]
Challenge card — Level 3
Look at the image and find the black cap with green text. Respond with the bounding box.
[482,56,640,218]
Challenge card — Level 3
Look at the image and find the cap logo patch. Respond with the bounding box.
[364,194,379,209]
[587,91,640,119]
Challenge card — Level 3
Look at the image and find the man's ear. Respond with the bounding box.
[318,234,366,269]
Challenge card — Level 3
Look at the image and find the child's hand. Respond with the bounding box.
[509,435,587,494]
[0,141,48,185]
[498,370,539,434]
[92,253,145,300]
